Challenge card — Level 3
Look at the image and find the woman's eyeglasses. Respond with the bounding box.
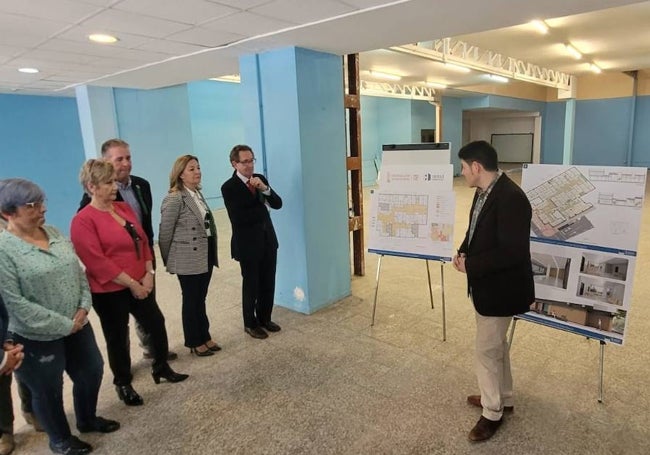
[23,201,46,209]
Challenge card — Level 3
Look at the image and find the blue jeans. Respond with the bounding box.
[12,323,104,446]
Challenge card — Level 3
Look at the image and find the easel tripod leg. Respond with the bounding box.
[426,260,434,310]
[598,340,605,403]
[441,263,446,342]
[371,255,383,327]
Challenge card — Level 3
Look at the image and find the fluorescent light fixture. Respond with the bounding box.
[443,62,471,73]
[368,70,401,81]
[18,68,39,74]
[590,63,602,74]
[530,20,549,34]
[88,33,118,44]
[209,74,241,83]
[565,44,582,60]
[485,74,509,83]
[425,81,447,89]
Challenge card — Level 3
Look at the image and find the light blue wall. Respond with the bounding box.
[360,96,436,184]
[442,96,463,174]
[241,47,350,314]
[113,84,194,238]
[573,97,633,166]
[632,95,650,167]
[0,94,85,234]
[541,101,566,164]
[187,80,245,209]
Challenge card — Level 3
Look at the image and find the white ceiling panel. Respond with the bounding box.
[15,49,98,65]
[116,0,238,26]
[250,0,356,24]
[57,26,155,48]
[206,0,274,10]
[166,27,246,47]
[135,39,209,55]
[80,8,191,38]
[340,0,399,7]
[0,0,102,23]
[0,14,70,39]
[201,11,296,35]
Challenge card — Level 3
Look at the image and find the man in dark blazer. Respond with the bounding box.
[452,140,534,442]
[79,138,176,360]
[221,144,283,339]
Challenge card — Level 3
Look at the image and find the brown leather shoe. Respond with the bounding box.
[468,416,502,442]
[467,395,514,413]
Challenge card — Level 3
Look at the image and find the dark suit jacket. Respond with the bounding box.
[458,174,535,317]
[221,172,282,262]
[79,175,154,249]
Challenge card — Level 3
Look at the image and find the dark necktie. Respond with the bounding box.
[246,180,256,195]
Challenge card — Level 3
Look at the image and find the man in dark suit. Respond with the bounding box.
[79,139,177,360]
[221,144,283,339]
[452,141,534,442]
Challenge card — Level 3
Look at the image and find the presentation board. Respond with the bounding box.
[521,164,647,345]
[368,143,455,262]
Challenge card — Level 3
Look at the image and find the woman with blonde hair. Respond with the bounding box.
[159,155,219,357]
[71,160,188,408]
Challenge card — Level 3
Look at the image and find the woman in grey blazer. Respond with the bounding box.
[159,155,219,357]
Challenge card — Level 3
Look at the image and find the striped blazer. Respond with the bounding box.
[159,189,218,275]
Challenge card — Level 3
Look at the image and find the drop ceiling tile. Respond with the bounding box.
[201,11,296,35]
[135,38,209,55]
[0,0,102,24]
[167,27,246,47]
[250,0,355,24]
[80,8,191,38]
[206,0,273,10]
[57,26,154,48]
[116,0,238,25]
[339,0,394,8]
[0,14,70,39]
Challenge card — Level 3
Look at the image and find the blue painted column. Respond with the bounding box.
[562,98,576,164]
[239,47,351,314]
[441,96,463,174]
[75,85,119,158]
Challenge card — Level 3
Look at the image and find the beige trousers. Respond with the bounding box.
[475,312,514,421]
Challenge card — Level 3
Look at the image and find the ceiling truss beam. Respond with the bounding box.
[390,38,572,91]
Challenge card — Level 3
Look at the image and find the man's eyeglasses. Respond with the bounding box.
[23,201,46,209]
[238,158,256,165]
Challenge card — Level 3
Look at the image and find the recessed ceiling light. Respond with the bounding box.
[18,68,39,74]
[530,20,549,34]
[368,70,402,81]
[88,33,118,44]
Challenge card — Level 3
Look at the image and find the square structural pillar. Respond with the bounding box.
[239,46,351,314]
[75,85,119,158]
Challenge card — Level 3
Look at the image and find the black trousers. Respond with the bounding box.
[0,373,33,436]
[92,289,169,385]
[177,240,215,348]
[239,244,277,328]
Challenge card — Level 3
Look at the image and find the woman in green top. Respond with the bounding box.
[0,178,119,455]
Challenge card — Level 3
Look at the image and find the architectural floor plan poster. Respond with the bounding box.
[521,164,647,344]
[368,164,455,261]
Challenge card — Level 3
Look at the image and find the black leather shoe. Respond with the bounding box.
[115,385,144,406]
[78,416,121,434]
[49,436,93,455]
[262,321,281,332]
[143,351,178,361]
[468,416,502,442]
[245,326,268,339]
[152,364,189,384]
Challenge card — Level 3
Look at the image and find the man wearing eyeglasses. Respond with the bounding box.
[79,139,177,360]
[221,145,283,339]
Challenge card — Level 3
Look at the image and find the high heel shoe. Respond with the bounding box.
[152,364,189,384]
[190,346,214,357]
[205,341,221,352]
[115,384,144,406]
